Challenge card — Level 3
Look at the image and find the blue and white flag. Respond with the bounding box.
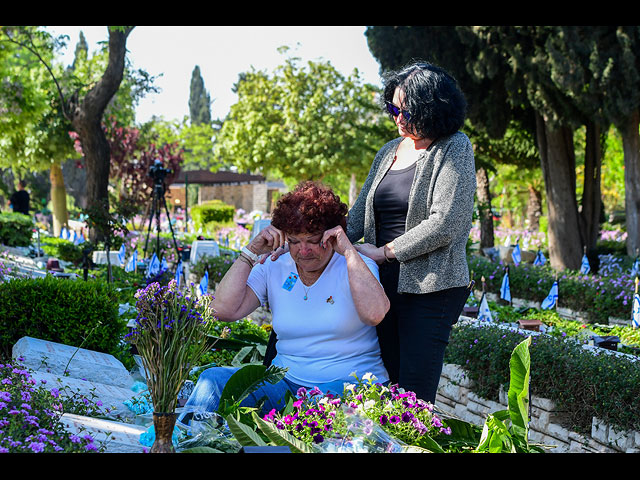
[541,281,559,310]
[175,260,183,287]
[633,292,640,329]
[580,254,590,274]
[71,231,77,244]
[511,244,521,266]
[161,256,168,272]
[147,253,160,277]
[198,270,209,296]
[478,294,493,322]
[117,243,126,266]
[500,271,511,302]
[533,250,546,266]
[74,233,85,245]
[630,258,640,277]
[60,227,69,240]
[125,250,138,273]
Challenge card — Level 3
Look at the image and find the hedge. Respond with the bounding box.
[0,275,126,361]
[190,200,235,232]
[0,212,33,247]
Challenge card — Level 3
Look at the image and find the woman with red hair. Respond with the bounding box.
[179,181,390,422]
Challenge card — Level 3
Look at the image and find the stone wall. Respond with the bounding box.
[199,183,268,213]
[436,363,640,453]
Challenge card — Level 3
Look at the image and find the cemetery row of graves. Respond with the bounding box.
[1,205,639,453]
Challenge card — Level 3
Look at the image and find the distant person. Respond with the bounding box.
[9,180,30,215]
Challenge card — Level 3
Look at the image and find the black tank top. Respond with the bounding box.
[373,162,417,247]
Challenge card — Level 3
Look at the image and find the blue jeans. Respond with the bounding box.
[177,366,349,425]
[377,261,470,404]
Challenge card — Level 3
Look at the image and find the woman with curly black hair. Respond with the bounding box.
[179,181,390,421]
[346,61,477,404]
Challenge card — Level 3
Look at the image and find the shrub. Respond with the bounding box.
[40,237,87,265]
[0,275,125,361]
[0,212,33,247]
[191,200,235,232]
[445,321,640,434]
[190,255,234,284]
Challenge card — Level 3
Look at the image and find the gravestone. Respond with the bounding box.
[250,219,271,241]
[28,369,139,421]
[92,250,121,265]
[189,240,220,264]
[12,336,134,389]
[60,413,148,453]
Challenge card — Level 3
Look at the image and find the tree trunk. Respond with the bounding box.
[67,27,134,242]
[620,108,640,257]
[50,161,69,237]
[580,120,603,253]
[536,113,583,271]
[475,166,494,251]
[526,184,542,231]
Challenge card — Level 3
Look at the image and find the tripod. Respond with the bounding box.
[143,179,181,268]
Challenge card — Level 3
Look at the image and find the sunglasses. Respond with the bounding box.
[385,101,411,121]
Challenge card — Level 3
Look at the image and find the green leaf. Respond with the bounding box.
[225,414,268,447]
[216,364,288,415]
[252,413,313,453]
[508,337,532,432]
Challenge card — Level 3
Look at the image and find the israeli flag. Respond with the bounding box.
[500,271,511,302]
[125,250,138,273]
[147,253,160,277]
[60,227,69,240]
[74,233,85,245]
[478,294,493,322]
[511,244,521,266]
[630,258,640,277]
[533,250,546,266]
[541,281,559,310]
[117,243,126,267]
[198,270,209,296]
[580,254,590,274]
[161,256,168,272]
[175,260,183,287]
[71,231,78,244]
[633,292,640,329]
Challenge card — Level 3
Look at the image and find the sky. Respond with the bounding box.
[45,26,384,124]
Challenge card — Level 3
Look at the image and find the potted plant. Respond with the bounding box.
[125,279,217,452]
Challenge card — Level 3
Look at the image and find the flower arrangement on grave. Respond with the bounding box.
[262,372,450,452]
[125,279,218,452]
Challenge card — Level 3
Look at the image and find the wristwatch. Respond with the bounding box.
[241,246,261,264]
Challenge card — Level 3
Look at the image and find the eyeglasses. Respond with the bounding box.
[385,101,411,121]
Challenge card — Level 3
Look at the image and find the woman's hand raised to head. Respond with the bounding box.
[320,226,355,257]
[248,225,286,256]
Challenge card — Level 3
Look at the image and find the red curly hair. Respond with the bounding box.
[271,181,348,235]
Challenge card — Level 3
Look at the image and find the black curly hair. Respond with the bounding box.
[382,61,467,141]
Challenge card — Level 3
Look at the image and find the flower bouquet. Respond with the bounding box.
[125,279,217,452]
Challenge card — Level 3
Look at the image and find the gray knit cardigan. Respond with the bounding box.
[346,132,477,294]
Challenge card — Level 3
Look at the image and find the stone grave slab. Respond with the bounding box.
[189,240,220,263]
[13,336,134,389]
[60,413,148,453]
[92,250,122,265]
[28,369,139,421]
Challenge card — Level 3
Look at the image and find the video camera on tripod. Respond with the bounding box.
[143,159,180,271]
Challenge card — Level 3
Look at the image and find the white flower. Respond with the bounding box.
[362,372,377,382]
[344,383,356,393]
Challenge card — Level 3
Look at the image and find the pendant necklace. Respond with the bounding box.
[302,283,311,301]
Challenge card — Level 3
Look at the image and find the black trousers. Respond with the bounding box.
[377,260,469,404]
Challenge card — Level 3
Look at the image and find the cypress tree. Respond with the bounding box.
[189,65,211,125]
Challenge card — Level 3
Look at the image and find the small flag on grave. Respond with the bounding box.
[541,280,559,310]
[500,269,511,303]
[631,257,640,277]
[117,243,126,267]
[60,227,69,240]
[175,260,183,287]
[633,277,640,329]
[533,250,546,266]
[511,243,521,266]
[478,293,493,322]
[580,253,590,274]
[125,250,138,273]
[161,256,168,272]
[198,270,209,296]
[147,253,160,277]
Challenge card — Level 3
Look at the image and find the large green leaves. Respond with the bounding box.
[216,364,287,417]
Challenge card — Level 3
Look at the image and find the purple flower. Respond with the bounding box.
[50,388,60,399]
[401,411,414,423]
[312,434,324,444]
[389,415,401,424]
[29,441,45,453]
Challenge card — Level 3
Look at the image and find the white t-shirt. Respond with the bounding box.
[246,251,389,387]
